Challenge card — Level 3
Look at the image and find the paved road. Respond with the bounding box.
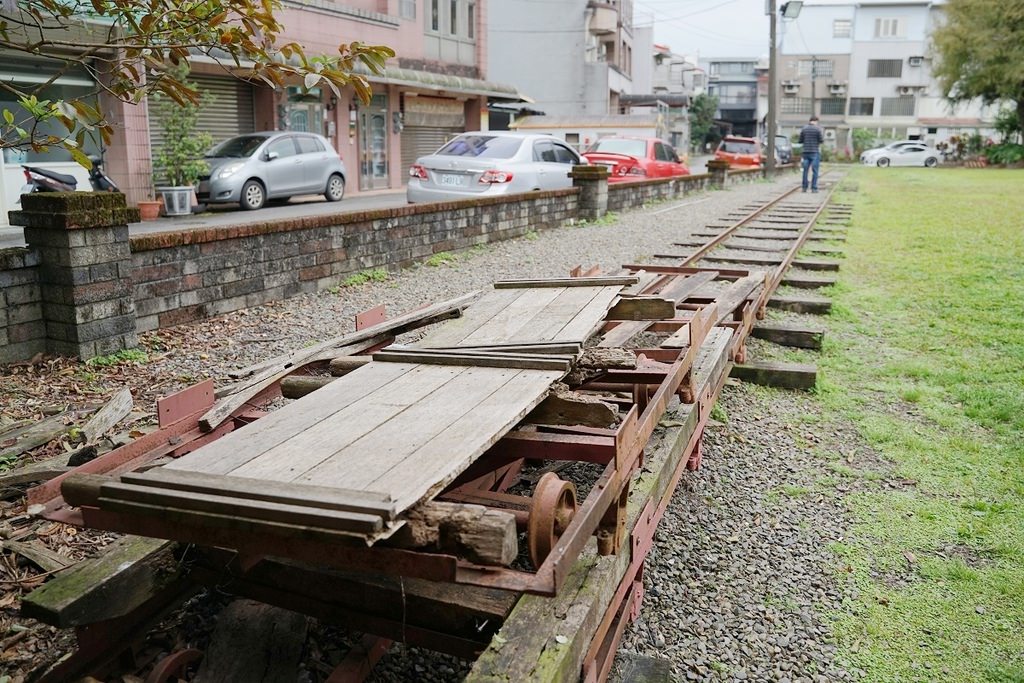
[0,161,714,249]
[0,188,409,249]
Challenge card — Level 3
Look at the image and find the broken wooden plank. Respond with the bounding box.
[527,384,618,428]
[0,451,73,488]
[21,535,179,628]
[225,291,479,380]
[202,334,390,432]
[0,411,75,461]
[493,276,637,289]
[373,348,572,371]
[2,539,73,572]
[606,296,676,321]
[752,322,824,350]
[711,272,766,325]
[387,501,518,566]
[77,388,133,445]
[730,360,817,390]
[768,294,832,314]
[597,321,649,348]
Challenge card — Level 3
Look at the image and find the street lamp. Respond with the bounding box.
[767,0,803,173]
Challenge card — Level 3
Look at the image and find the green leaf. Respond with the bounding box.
[2,109,13,125]
[303,72,319,89]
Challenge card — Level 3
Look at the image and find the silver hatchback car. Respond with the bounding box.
[407,131,582,203]
[198,131,346,210]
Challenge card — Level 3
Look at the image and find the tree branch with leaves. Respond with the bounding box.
[0,0,394,166]
[930,0,1024,135]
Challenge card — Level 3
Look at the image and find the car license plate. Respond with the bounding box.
[439,173,466,187]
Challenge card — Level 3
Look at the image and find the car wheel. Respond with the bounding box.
[876,157,890,167]
[325,173,345,202]
[240,179,266,210]
[925,157,938,168]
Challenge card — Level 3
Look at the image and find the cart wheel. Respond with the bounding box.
[145,648,203,683]
[527,473,577,567]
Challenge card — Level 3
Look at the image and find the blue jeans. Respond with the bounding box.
[802,153,820,190]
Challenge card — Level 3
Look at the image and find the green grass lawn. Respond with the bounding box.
[818,167,1024,682]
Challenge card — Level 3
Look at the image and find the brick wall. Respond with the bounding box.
[129,189,579,332]
[0,248,44,363]
[606,173,714,212]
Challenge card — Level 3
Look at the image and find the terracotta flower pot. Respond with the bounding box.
[137,200,163,221]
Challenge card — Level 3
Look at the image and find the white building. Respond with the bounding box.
[778,0,996,150]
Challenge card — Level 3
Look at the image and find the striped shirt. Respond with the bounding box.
[799,124,824,156]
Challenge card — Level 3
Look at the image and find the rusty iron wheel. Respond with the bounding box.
[527,473,577,567]
[145,648,203,683]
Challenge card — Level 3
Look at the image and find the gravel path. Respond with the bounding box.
[612,384,861,683]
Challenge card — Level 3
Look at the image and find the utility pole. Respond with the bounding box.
[766,0,777,173]
[810,54,817,119]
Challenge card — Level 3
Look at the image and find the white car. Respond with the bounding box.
[407,131,583,203]
[860,140,921,164]
[867,143,940,168]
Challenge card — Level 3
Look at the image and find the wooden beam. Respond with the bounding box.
[21,535,179,628]
[387,501,518,566]
[373,348,572,371]
[493,276,637,289]
[730,361,817,390]
[781,274,836,289]
[78,388,133,444]
[280,375,335,398]
[751,322,824,349]
[768,295,832,314]
[527,386,619,428]
[606,296,676,321]
[329,355,372,376]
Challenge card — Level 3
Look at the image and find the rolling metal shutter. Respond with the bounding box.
[149,74,256,182]
[399,96,464,183]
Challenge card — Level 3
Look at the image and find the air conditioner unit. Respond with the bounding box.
[783,81,799,94]
[908,56,924,67]
[829,82,847,94]
[897,86,916,95]
[824,129,836,140]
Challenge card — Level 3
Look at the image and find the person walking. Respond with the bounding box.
[798,115,824,192]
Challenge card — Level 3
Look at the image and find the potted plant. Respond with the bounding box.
[151,66,213,216]
[136,195,163,221]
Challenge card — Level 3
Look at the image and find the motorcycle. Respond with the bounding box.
[19,154,120,197]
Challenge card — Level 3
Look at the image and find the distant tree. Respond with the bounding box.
[689,93,719,152]
[930,0,1024,135]
[0,0,394,166]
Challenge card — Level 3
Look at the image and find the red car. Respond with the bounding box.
[714,136,764,168]
[582,137,690,183]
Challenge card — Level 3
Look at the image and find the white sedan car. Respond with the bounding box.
[865,143,940,168]
[407,131,583,203]
[860,140,919,164]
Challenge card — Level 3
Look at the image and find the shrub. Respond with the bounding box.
[983,143,1024,165]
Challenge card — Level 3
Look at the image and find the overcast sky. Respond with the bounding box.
[635,0,771,60]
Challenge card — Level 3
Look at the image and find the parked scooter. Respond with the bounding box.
[19,154,120,197]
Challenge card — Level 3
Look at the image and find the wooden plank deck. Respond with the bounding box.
[127,281,627,536]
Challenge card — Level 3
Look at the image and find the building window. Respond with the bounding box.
[881,96,915,116]
[781,97,812,115]
[868,59,903,78]
[848,97,874,116]
[450,0,457,34]
[799,59,834,78]
[467,1,474,38]
[833,19,851,38]
[430,0,438,30]
[820,97,845,115]
[709,62,755,76]
[874,17,905,39]
[400,0,416,19]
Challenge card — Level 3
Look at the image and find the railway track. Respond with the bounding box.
[20,174,849,682]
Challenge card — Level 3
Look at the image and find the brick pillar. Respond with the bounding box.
[706,159,730,189]
[9,192,140,360]
[570,165,609,221]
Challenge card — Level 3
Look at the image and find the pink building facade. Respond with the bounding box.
[0,0,523,219]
